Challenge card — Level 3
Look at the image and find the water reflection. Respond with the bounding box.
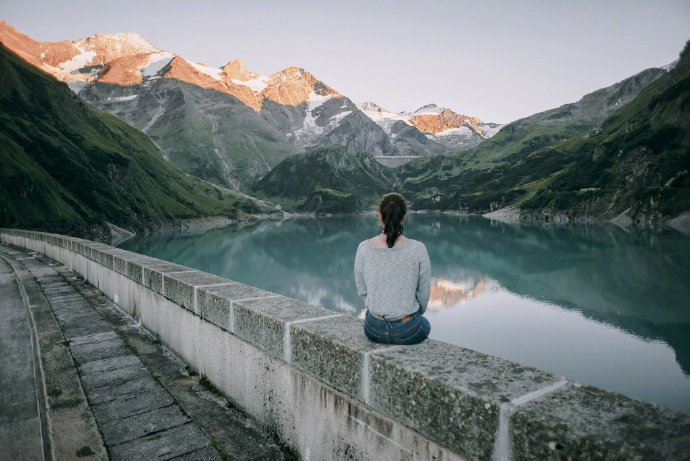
[428,278,486,310]
[120,214,690,413]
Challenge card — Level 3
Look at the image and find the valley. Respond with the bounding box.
[0,20,688,238]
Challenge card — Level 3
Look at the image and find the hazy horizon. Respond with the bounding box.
[3,0,689,123]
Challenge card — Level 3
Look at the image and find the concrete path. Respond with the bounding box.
[0,256,45,460]
[0,244,284,461]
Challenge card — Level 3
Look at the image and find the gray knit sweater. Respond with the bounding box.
[354,238,431,319]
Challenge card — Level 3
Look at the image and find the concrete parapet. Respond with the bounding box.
[234,296,333,360]
[510,381,690,460]
[291,315,382,400]
[2,228,688,461]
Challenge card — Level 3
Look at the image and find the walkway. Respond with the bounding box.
[0,243,284,460]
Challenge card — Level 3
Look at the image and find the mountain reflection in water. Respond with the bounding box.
[119,214,690,413]
[428,278,486,310]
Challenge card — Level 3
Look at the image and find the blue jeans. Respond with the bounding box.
[364,311,431,345]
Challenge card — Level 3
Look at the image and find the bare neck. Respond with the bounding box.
[368,233,409,249]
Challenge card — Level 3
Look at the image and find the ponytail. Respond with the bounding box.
[380,193,407,248]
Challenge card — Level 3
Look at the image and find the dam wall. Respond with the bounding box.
[2,228,688,460]
[374,155,420,167]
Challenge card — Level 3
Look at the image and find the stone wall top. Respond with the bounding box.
[2,228,689,460]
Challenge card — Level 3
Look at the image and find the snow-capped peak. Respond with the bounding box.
[413,104,444,115]
[358,102,385,112]
[185,59,224,80]
[76,32,159,54]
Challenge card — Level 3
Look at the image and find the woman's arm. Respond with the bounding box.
[354,244,367,301]
[415,245,431,314]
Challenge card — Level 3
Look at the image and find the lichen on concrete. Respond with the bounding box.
[118,254,159,284]
[233,296,331,359]
[290,315,382,399]
[368,340,559,460]
[162,271,231,312]
[81,242,112,263]
[142,262,190,293]
[195,282,250,331]
[510,381,690,461]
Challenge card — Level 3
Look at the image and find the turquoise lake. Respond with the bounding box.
[119,214,690,413]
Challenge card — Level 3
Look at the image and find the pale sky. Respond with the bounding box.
[3,0,689,123]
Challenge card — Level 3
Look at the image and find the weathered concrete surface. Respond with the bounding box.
[0,257,44,460]
[0,250,107,461]
[0,244,285,461]
[291,314,386,399]
[54,258,285,461]
[162,270,233,313]
[510,382,690,460]
[234,295,333,359]
[368,341,562,460]
[4,229,690,461]
[197,282,276,332]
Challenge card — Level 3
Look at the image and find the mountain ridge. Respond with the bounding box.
[0,43,261,239]
[0,21,496,191]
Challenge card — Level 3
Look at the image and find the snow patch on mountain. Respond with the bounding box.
[480,123,503,138]
[143,52,175,77]
[293,92,352,144]
[307,91,334,111]
[186,60,224,80]
[435,126,474,137]
[57,47,96,72]
[412,104,445,115]
[231,75,269,92]
[107,95,138,102]
[356,102,410,134]
[331,110,352,123]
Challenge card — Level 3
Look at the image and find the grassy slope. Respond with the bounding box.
[457,66,666,168]
[252,145,393,213]
[0,44,260,238]
[80,80,298,189]
[395,67,667,205]
[398,42,690,222]
[521,43,690,221]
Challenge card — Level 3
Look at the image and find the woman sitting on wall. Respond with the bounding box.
[354,193,431,345]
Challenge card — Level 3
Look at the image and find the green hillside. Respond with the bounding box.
[520,43,690,222]
[80,80,298,189]
[455,66,666,168]
[0,44,261,239]
[398,41,690,223]
[252,145,393,213]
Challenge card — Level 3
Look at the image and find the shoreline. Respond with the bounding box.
[108,206,690,246]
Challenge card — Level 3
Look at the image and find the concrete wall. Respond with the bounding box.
[2,229,689,461]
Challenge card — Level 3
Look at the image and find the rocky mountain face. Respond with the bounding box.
[397,41,690,226]
[252,145,394,214]
[0,21,495,190]
[453,66,669,169]
[254,44,688,225]
[357,102,503,153]
[0,44,260,239]
[0,21,158,83]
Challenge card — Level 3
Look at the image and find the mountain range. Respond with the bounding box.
[0,21,501,191]
[1,20,688,235]
[391,42,689,226]
[0,43,263,239]
[255,48,688,223]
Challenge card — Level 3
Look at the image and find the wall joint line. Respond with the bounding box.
[283,314,344,362]
[493,379,568,461]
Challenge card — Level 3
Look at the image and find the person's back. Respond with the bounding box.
[354,193,431,345]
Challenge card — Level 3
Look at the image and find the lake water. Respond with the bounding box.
[119,214,690,413]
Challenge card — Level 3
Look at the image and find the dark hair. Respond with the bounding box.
[380,193,407,248]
